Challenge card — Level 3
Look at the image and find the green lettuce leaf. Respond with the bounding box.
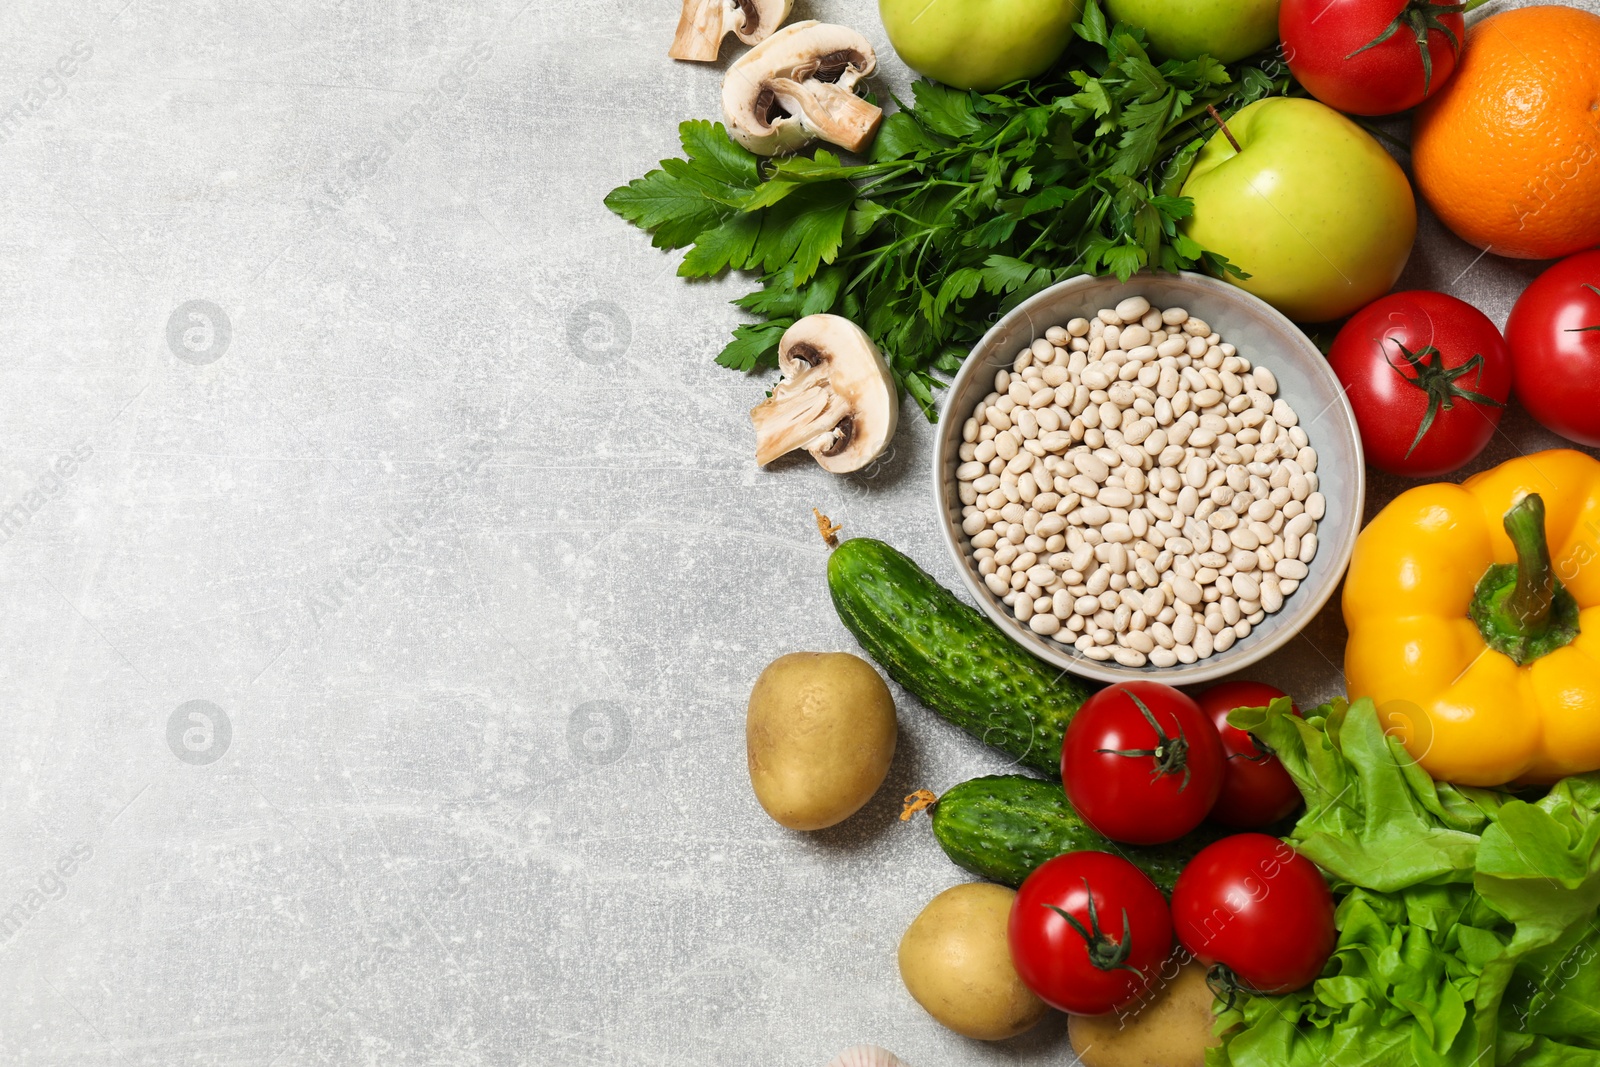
[1210,699,1600,1067]
[1231,698,1490,892]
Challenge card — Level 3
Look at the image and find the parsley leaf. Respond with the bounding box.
[605,0,1298,418]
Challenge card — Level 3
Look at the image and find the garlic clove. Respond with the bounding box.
[825,1045,914,1067]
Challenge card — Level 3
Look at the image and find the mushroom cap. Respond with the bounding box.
[722,21,880,156]
[750,314,898,475]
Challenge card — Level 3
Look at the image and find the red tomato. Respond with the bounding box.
[1505,250,1600,448]
[1008,851,1174,1016]
[1328,291,1512,478]
[1194,682,1303,830]
[1171,834,1336,995]
[1061,682,1226,846]
[1280,0,1465,116]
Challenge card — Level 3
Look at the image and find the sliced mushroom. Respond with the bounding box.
[669,0,792,62]
[722,21,882,156]
[751,314,898,474]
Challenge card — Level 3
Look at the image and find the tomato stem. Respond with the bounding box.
[1232,734,1278,765]
[1045,881,1143,975]
[1346,0,1466,97]
[1382,339,1504,459]
[1095,689,1194,791]
[1206,963,1244,1010]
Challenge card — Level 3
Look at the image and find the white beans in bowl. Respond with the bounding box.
[954,297,1324,668]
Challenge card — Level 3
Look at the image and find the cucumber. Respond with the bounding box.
[827,537,1091,776]
[931,775,1222,892]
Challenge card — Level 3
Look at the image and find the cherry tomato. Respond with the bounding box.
[1280,0,1465,116]
[1328,290,1512,478]
[1505,250,1600,448]
[1194,682,1303,830]
[1171,834,1336,995]
[1008,851,1174,1016]
[1061,682,1226,846]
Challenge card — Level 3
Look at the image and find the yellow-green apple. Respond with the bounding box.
[878,0,1084,91]
[1104,0,1280,62]
[1180,98,1417,323]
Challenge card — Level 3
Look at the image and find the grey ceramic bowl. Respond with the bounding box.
[933,271,1365,686]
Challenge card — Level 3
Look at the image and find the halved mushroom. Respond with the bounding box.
[669,0,792,62]
[722,21,882,156]
[751,315,898,474]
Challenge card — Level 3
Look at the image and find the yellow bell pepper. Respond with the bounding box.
[1344,449,1600,787]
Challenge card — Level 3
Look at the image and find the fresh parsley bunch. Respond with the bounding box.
[605,0,1295,417]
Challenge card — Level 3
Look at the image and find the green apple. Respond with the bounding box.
[1180,98,1417,323]
[879,0,1085,92]
[1104,0,1280,63]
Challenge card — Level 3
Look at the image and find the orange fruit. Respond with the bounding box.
[1411,5,1600,260]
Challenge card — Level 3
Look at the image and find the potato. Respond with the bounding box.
[1069,960,1220,1067]
[746,652,896,831]
[898,883,1049,1041]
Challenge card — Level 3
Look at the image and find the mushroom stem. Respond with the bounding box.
[770,78,883,154]
[752,366,848,465]
[670,0,729,61]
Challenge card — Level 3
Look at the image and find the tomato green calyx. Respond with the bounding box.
[1205,963,1246,1010]
[1046,882,1142,975]
[1346,0,1466,96]
[1470,494,1581,666]
[1384,339,1505,459]
[1565,283,1600,333]
[1095,689,1194,790]
[1232,732,1278,765]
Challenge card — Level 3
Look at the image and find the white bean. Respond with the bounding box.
[1275,558,1309,581]
[1098,487,1134,509]
[958,296,1316,666]
[1116,296,1151,323]
[1076,453,1110,482]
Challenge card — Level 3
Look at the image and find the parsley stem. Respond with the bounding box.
[609,26,1301,413]
[1020,216,1064,260]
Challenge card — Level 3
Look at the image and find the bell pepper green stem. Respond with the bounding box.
[1505,496,1559,632]
[1469,494,1580,666]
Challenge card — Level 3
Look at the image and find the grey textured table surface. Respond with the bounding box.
[2,1,1597,1065]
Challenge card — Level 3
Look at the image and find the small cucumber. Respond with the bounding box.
[827,537,1090,776]
[930,775,1222,892]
